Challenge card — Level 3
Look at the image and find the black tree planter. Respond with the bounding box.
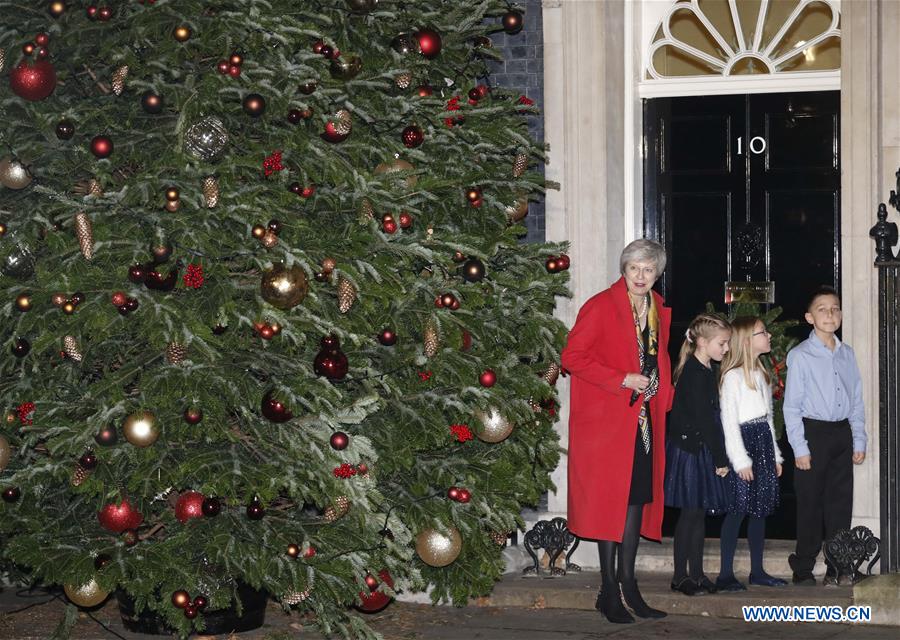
[116,583,268,635]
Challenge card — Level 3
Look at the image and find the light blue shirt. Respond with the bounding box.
[783,330,866,458]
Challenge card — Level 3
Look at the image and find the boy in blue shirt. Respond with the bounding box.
[784,286,867,586]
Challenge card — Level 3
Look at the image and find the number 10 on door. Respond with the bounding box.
[737,136,766,155]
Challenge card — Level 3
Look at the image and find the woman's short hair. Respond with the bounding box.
[619,239,667,275]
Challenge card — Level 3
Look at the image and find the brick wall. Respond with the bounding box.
[486,0,546,244]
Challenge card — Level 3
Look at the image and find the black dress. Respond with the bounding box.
[628,322,653,505]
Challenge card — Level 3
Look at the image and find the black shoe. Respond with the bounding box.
[749,573,788,587]
[715,575,747,592]
[596,588,635,624]
[792,573,816,586]
[620,580,667,619]
[823,574,839,587]
[696,575,717,594]
[670,577,702,596]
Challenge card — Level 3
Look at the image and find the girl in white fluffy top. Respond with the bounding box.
[716,316,786,592]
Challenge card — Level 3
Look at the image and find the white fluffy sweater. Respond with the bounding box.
[719,368,783,472]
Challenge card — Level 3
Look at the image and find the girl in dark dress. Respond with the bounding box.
[664,313,732,595]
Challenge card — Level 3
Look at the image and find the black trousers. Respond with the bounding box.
[792,418,853,576]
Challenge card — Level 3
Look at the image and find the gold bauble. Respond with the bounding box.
[473,407,514,443]
[261,264,308,310]
[0,157,32,190]
[123,411,160,448]
[64,580,109,608]
[173,26,192,42]
[415,526,463,567]
[0,434,11,471]
[374,158,417,189]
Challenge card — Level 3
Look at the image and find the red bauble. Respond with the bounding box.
[97,498,143,533]
[398,212,413,229]
[461,330,473,352]
[440,293,456,308]
[465,187,482,202]
[183,407,203,424]
[502,10,524,34]
[314,335,349,380]
[356,570,394,613]
[217,60,229,74]
[382,219,398,234]
[401,125,424,148]
[447,486,460,501]
[287,543,301,558]
[228,65,242,78]
[262,391,293,423]
[416,84,433,97]
[128,264,146,283]
[378,328,397,346]
[9,59,57,101]
[556,254,570,270]
[90,135,114,159]
[479,369,497,387]
[330,431,349,450]
[303,546,316,558]
[415,28,442,59]
[111,291,127,306]
[175,491,205,523]
[193,595,208,610]
[246,498,265,520]
[79,451,99,470]
[201,497,221,517]
[321,122,349,143]
[184,605,198,619]
[457,488,471,503]
[301,185,315,198]
[144,267,178,291]
[545,257,559,273]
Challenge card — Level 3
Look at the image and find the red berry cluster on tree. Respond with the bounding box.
[449,424,473,443]
[333,463,358,478]
[17,402,35,425]
[262,150,283,176]
[182,263,204,289]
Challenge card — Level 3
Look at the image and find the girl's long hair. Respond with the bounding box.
[719,316,770,390]
[673,313,732,384]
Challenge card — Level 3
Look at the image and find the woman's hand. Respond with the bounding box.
[715,467,729,478]
[736,466,754,482]
[622,373,650,392]
[776,463,782,478]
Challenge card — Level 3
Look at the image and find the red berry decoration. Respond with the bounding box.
[355,569,394,614]
[261,391,293,423]
[9,59,57,101]
[401,125,424,148]
[330,431,349,450]
[502,10,524,34]
[90,135,113,158]
[183,407,203,424]
[174,491,205,523]
[97,498,143,533]
[479,369,497,387]
[378,328,397,346]
[201,497,221,517]
[415,28,442,58]
[171,590,191,609]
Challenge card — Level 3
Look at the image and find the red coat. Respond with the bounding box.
[560,277,673,542]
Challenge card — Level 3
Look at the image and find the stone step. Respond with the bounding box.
[507,536,828,577]
[482,570,854,619]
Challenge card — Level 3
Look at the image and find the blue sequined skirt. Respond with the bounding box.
[726,417,780,517]
[664,440,730,515]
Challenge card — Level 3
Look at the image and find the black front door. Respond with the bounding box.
[645,90,841,539]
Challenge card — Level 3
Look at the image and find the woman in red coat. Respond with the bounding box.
[561,239,672,624]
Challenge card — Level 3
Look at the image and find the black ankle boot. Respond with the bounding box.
[595,586,634,624]
[620,579,666,619]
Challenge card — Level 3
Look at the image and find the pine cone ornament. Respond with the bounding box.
[337,277,356,313]
[71,463,91,487]
[489,531,509,546]
[63,335,83,362]
[111,65,129,96]
[513,152,528,177]
[324,496,350,522]
[334,109,352,136]
[358,198,375,221]
[74,212,94,260]
[202,176,219,208]
[542,362,560,386]
[283,588,312,605]
[395,72,412,89]
[72,179,103,197]
[423,319,440,357]
[165,341,187,365]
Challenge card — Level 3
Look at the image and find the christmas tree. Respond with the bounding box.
[0,1,567,637]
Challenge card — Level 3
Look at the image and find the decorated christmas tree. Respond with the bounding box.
[0,1,567,637]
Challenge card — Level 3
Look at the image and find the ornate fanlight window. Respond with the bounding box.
[646,0,839,83]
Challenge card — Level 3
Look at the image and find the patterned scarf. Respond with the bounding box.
[632,293,660,454]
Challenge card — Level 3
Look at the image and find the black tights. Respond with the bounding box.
[720,511,767,578]
[598,504,644,588]
[673,508,705,581]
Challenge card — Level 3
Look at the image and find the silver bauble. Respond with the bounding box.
[415,526,463,567]
[0,157,32,190]
[184,116,229,161]
[473,407,514,443]
[1,238,35,278]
